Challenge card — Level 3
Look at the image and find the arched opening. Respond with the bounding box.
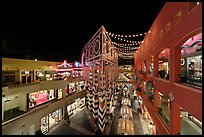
[158,92,170,127]
[149,56,154,75]
[144,80,154,105]
[158,48,170,80]
[180,33,202,88]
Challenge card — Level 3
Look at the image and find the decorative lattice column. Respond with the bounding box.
[81,25,119,134]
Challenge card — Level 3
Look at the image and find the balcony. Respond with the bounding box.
[2,90,86,125]
[178,74,202,89]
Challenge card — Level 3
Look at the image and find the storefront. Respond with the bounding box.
[57,89,63,99]
[66,81,85,96]
[54,60,83,80]
[41,108,63,134]
[21,71,34,84]
[27,89,55,109]
[67,97,86,116]
[45,70,55,81]
[180,33,202,86]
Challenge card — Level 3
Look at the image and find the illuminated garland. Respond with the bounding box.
[109,36,144,44]
[106,30,149,59]
[117,54,134,59]
[106,31,151,38]
[113,46,137,53]
[112,41,141,46]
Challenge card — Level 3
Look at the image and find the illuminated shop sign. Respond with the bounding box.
[74,61,81,67]
[57,62,73,69]
[35,92,48,105]
[56,61,82,70]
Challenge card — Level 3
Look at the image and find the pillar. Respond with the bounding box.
[153,89,159,112]
[170,102,181,135]
[170,45,181,83]
[63,106,71,125]
[153,55,159,77]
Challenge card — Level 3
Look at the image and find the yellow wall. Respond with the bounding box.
[2,58,61,71]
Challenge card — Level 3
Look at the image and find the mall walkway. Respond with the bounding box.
[49,107,94,135]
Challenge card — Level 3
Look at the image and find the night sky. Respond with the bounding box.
[2,1,166,62]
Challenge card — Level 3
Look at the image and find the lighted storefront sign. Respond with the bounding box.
[28,89,55,108]
[34,92,48,105]
[54,61,83,80]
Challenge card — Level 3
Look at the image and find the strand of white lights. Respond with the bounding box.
[116,49,136,53]
[117,51,135,55]
[117,46,138,50]
[112,42,139,49]
[106,31,151,38]
[112,41,141,46]
[116,51,135,56]
[110,36,143,44]
[118,54,134,59]
[114,46,138,51]
[114,46,138,52]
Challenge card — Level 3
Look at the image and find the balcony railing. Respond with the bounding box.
[2,90,86,124]
[158,107,170,127]
[2,76,84,89]
[178,74,202,89]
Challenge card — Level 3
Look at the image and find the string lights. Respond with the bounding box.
[106,30,151,59]
[106,31,151,38]
[112,41,141,46]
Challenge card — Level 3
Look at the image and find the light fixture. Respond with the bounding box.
[38,72,44,77]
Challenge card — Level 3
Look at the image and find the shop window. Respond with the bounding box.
[180,33,202,87]
[41,116,49,134]
[48,109,63,130]
[165,22,171,33]
[57,89,62,99]
[28,90,50,108]
[188,2,199,12]
[174,11,181,26]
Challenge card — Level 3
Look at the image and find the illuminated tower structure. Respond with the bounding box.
[81,25,119,133]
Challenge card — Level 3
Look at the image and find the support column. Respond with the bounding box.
[98,88,106,134]
[92,85,99,119]
[63,106,71,125]
[153,89,159,112]
[141,80,145,95]
[153,55,159,77]
[170,102,181,135]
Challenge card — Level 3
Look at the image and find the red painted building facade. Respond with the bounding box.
[134,2,202,135]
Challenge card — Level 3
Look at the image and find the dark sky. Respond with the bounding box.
[2,0,166,62]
